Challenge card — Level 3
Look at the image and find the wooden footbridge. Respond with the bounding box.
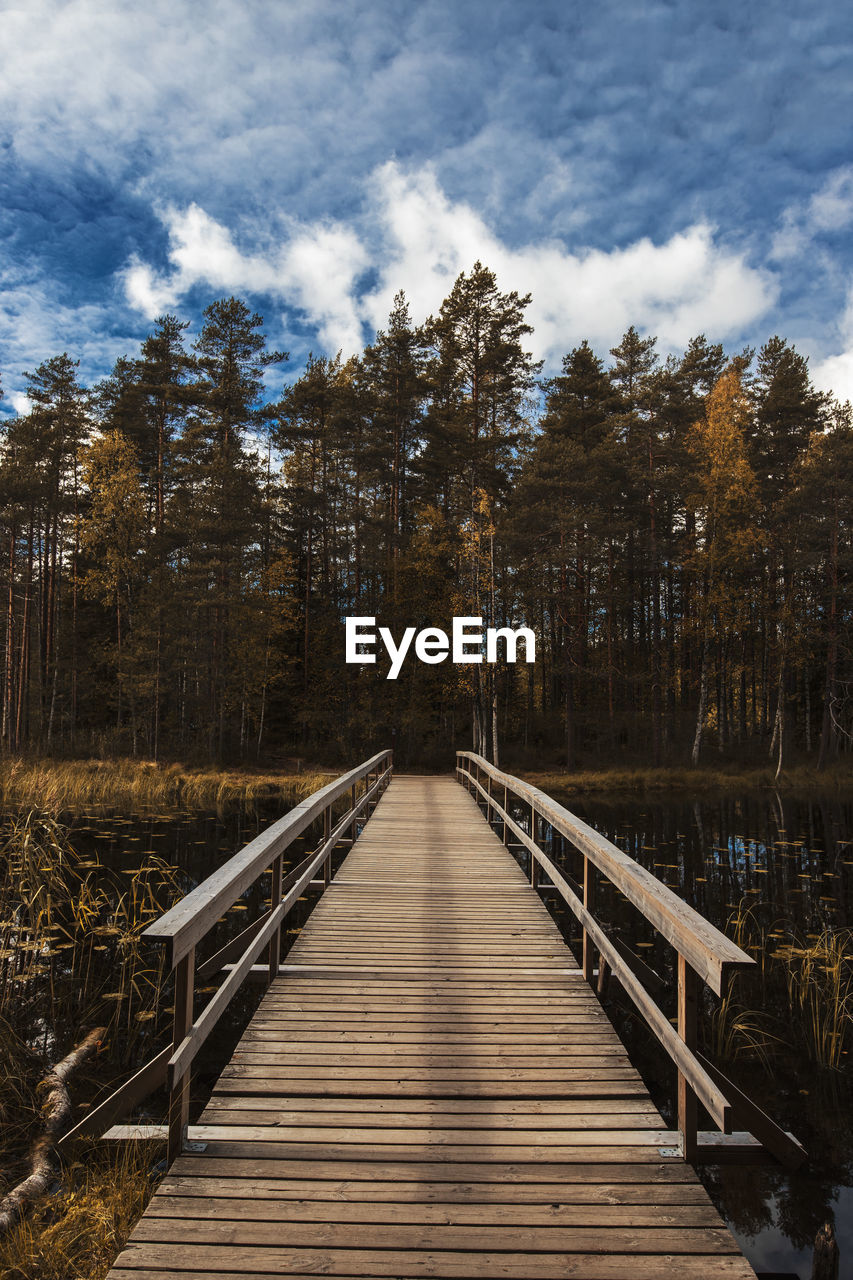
[67,751,805,1278]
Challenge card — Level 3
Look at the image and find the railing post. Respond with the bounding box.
[350,783,357,838]
[167,945,195,1165]
[530,803,540,888]
[268,854,282,982]
[502,784,508,843]
[323,806,332,886]
[582,856,595,983]
[678,954,699,1163]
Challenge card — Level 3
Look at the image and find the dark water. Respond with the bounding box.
[538,789,853,1280]
[10,789,851,1279]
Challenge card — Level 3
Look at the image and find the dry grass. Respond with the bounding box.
[0,1140,161,1280]
[707,899,853,1070]
[706,901,781,1067]
[0,813,173,1277]
[0,758,330,817]
[520,761,853,797]
[0,810,179,1065]
[771,927,853,1070]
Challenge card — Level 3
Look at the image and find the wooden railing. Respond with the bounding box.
[60,749,393,1163]
[456,750,805,1169]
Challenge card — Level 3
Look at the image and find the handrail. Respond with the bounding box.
[144,749,392,966]
[456,751,750,996]
[61,749,393,1163]
[456,751,805,1170]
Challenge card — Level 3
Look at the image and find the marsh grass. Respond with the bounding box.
[0,1140,161,1280]
[771,927,853,1070]
[708,899,853,1070]
[0,811,180,1274]
[0,810,181,1073]
[706,901,782,1067]
[523,762,853,797]
[0,758,330,818]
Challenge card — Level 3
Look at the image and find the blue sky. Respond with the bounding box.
[2,0,853,413]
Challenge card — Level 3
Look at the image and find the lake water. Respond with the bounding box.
[7,785,851,1280]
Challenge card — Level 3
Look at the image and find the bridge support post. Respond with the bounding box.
[678,955,699,1163]
[323,808,331,886]
[167,946,195,1165]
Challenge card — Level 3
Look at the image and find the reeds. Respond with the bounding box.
[709,898,853,1070]
[0,1139,161,1280]
[771,927,853,1070]
[0,812,178,1274]
[0,758,330,818]
[0,810,180,1065]
[706,900,781,1067]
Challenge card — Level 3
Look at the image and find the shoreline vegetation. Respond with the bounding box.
[1,755,853,818]
[519,761,853,797]
[0,757,331,816]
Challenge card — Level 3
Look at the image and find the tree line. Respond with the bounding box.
[0,263,851,771]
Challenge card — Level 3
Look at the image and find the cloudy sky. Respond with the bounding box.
[2,0,853,414]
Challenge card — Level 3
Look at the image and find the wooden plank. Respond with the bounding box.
[147,1195,723,1225]
[166,1156,702,1183]
[157,1174,714,1203]
[127,1219,740,1252]
[111,1246,756,1278]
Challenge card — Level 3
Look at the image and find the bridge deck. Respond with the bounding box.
[111,775,755,1279]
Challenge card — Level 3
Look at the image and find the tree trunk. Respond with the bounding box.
[692,629,709,766]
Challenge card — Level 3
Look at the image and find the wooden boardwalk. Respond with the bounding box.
[110,775,756,1279]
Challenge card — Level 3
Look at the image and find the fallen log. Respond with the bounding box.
[0,1026,105,1237]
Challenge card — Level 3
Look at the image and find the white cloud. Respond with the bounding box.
[771,166,853,260]
[362,163,777,366]
[278,226,368,359]
[812,351,853,405]
[122,204,369,356]
[122,164,776,374]
[811,283,853,405]
[8,393,31,416]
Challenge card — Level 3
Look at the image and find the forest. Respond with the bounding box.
[0,261,851,772]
